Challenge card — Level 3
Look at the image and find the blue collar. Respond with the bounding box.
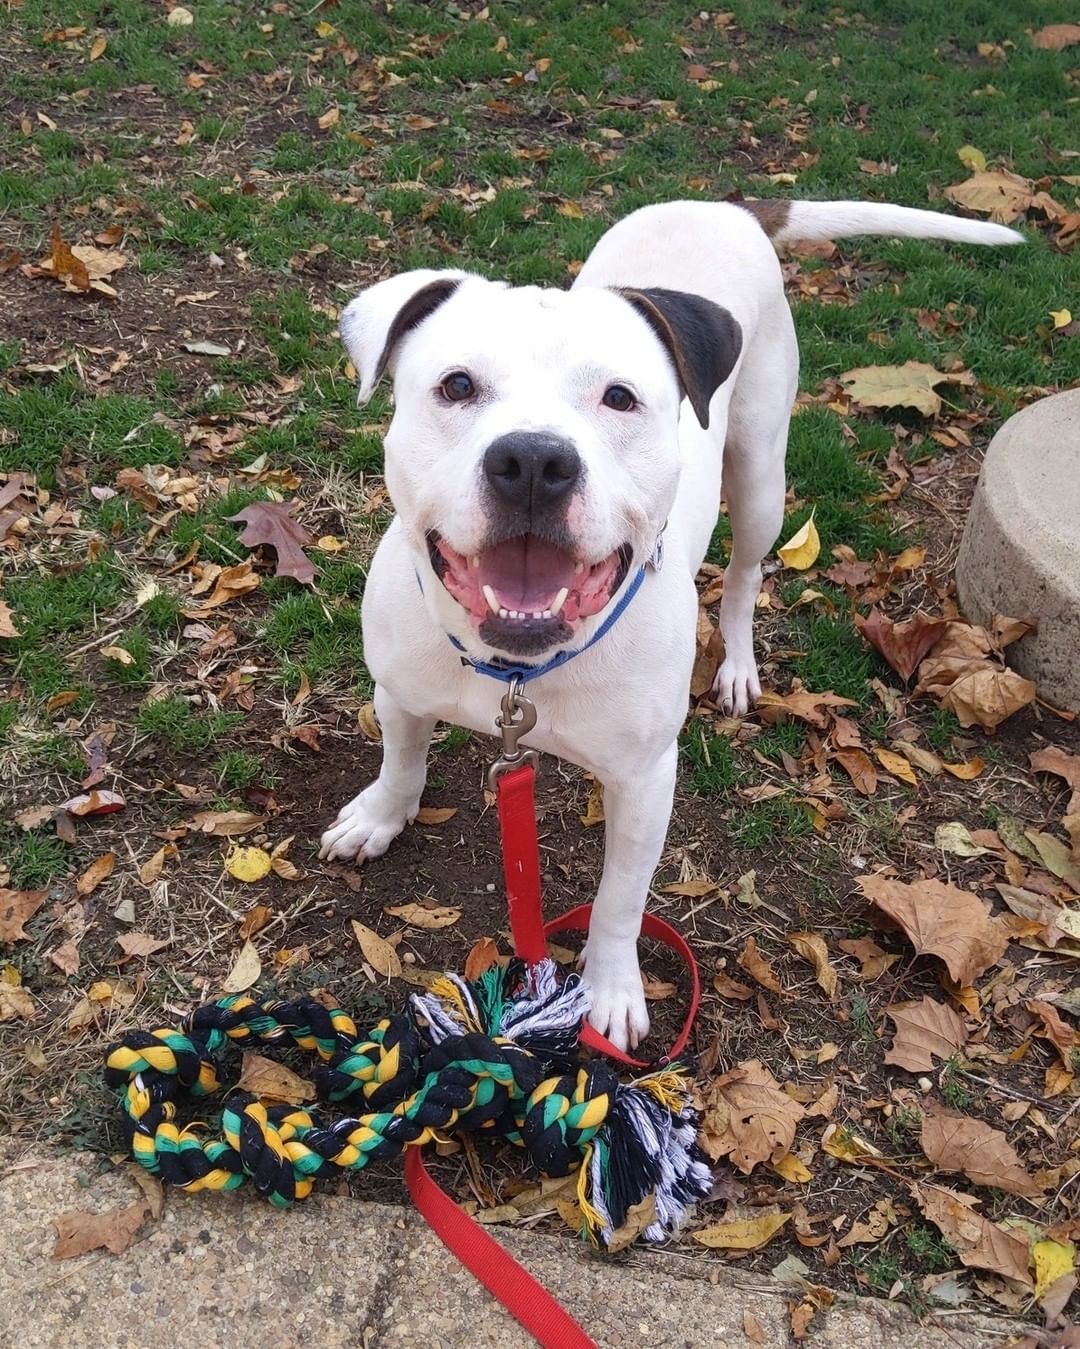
[447,562,648,685]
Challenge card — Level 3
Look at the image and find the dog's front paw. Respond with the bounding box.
[579,942,650,1052]
[318,784,418,862]
[713,650,761,718]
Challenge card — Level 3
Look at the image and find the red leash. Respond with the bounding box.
[406,750,701,1348]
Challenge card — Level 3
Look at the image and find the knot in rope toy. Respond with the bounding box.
[104,959,710,1246]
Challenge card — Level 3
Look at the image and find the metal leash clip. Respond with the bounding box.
[487,674,540,790]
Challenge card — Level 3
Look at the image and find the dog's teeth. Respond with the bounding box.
[550,587,569,616]
[482,584,500,615]
[533,611,543,620]
[574,561,585,575]
[499,608,509,619]
[470,555,480,569]
[542,609,552,619]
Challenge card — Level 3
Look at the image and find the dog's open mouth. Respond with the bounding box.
[427,530,633,657]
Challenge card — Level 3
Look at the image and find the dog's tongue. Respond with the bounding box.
[478,536,576,611]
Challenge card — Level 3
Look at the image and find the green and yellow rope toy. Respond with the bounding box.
[104,959,711,1247]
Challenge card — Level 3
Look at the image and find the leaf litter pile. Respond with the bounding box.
[1,1,1080,1339]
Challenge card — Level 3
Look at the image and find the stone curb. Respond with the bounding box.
[0,1141,1026,1348]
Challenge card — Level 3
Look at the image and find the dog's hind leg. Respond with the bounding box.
[713,318,796,716]
[319,684,436,862]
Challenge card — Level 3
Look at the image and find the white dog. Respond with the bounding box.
[320,199,1020,1050]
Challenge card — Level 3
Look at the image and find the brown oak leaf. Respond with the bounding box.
[738,936,783,994]
[858,874,1009,985]
[0,888,48,942]
[698,1059,805,1172]
[911,1183,1032,1286]
[854,607,947,681]
[884,997,968,1072]
[52,1200,150,1260]
[227,502,316,584]
[920,1104,1043,1197]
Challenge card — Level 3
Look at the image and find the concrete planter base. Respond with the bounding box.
[956,387,1080,713]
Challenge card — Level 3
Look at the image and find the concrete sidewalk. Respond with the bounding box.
[1,1140,1026,1349]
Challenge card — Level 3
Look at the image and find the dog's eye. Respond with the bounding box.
[440,371,475,402]
[602,384,636,412]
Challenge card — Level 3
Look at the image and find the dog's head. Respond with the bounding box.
[341,270,741,659]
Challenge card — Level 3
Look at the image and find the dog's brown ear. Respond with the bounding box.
[340,270,469,403]
[618,287,742,429]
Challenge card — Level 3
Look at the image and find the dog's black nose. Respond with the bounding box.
[483,432,581,511]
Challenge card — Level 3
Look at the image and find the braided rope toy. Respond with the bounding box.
[104,958,711,1247]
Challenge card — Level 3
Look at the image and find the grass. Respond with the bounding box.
[135,697,244,754]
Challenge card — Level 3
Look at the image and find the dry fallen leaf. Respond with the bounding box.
[738,936,783,994]
[884,997,968,1072]
[858,874,1009,985]
[351,919,402,979]
[777,515,820,571]
[920,1104,1043,1197]
[0,982,37,1022]
[912,1183,1032,1285]
[384,901,461,930]
[605,1192,657,1254]
[52,1200,151,1260]
[756,688,858,728]
[833,747,878,796]
[1031,23,1080,51]
[227,502,316,585]
[713,971,754,1001]
[943,169,1036,222]
[942,665,1036,732]
[62,789,125,816]
[693,1210,791,1250]
[76,851,115,897]
[787,931,838,999]
[48,939,80,976]
[855,608,947,681]
[0,599,21,638]
[837,936,899,981]
[464,937,501,981]
[837,1196,899,1247]
[187,809,265,836]
[873,748,918,786]
[236,1051,316,1105]
[840,361,974,418]
[0,888,48,942]
[699,1059,805,1172]
[414,806,458,826]
[116,932,170,959]
[220,938,262,994]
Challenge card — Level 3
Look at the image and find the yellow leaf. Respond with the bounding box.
[139,845,169,884]
[772,1153,812,1183]
[315,20,337,36]
[941,757,985,780]
[777,514,820,570]
[351,919,402,979]
[1033,1237,1076,1299]
[821,1123,883,1163]
[873,748,918,786]
[357,703,382,742]
[226,846,272,882]
[318,106,340,129]
[316,535,345,551]
[556,200,584,218]
[840,360,974,418]
[166,6,194,26]
[1050,309,1073,330]
[787,930,838,999]
[580,779,605,827]
[221,939,261,993]
[89,34,108,61]
[101,645,134,666]
[693,1211,791,1250]
[957,145,987,173]
[414,806,458,825]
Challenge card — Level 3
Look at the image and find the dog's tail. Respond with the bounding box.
[740,199,1023,248]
